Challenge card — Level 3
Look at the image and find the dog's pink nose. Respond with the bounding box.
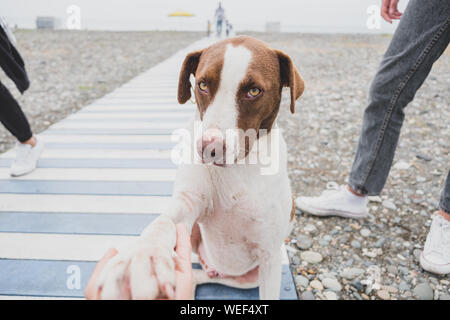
[197,136,226,165]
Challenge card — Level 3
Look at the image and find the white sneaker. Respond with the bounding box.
[10,139,44,177]
[295,183,369,219]
[420,214,450,275]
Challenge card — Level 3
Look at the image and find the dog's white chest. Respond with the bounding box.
[196,165,292,275]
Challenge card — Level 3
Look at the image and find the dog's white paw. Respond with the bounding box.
[96,216,177,300]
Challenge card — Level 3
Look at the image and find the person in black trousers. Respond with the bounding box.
[0,19,43,176]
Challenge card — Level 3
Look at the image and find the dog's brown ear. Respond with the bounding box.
[178,49,204,104]
[274,50,304,114]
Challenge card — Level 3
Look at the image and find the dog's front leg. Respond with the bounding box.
[258,248,282,300]
[96,164,212,299]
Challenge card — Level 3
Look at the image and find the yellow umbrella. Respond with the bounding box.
[168,10,194,17]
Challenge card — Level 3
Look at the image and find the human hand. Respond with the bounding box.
[84,223,194,300]
[381,0,403,23]
[173,223,194,300]
[85,247,118,300]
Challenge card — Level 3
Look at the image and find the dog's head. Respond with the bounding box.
[178,36,304,166]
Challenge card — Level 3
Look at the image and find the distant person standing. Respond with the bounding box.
[226,20,233,37]
[0,17,44,176]
[215,2,225,37]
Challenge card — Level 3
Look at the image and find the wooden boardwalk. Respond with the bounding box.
[0,38,297,300]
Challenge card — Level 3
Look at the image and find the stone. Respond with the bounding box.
[351,240,361,249]
[310,280,324,290]
[301,251,323,264]
[373,238,386,248]
[393,161,410,170]
[398,266,409,276]
[398,281,410,292]
[304,224,318,235]
[362,248,382,258]
[360,228,371,237]
[382,285,398,294]
[413,283,434,300]
[351,280,364,292]
[340,268,365,280]
[413,249,422,262]
[416,154,432,162]
[295,275,309,288]
[324,291,338,300]
[382,199,397,210]
[301,291,315,300]
[353,292,363,300]
[330,229,339,236]
[387,265,398,275]
[322,278,342,292]
[296,235,313,250]
[368,195,382,203]
[377,289,390,300]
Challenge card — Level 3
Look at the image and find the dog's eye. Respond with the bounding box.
[247,88,261,98]
[198,81,208,92]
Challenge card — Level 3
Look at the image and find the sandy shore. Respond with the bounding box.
[0,30,203,152]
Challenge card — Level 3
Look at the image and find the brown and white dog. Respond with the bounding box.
[96,36,304,300]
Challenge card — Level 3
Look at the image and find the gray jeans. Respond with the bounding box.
[349,0,450,213]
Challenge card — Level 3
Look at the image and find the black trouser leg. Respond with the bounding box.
[0,82,32,143]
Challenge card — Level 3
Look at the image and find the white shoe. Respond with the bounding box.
[295,183,369,219]
[10,139,44,177]
[420,214,450,275]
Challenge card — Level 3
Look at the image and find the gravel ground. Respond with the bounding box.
[0,30,203,153]
[242,32,449,300]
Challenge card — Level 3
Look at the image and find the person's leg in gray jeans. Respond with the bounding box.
[296,0,450,275]
[349,0,450,213]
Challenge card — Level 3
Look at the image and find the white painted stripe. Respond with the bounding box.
[0,232,289,265]
[83,105,194,112]
[1,149,172,159]
[0,194,170,214]
[0,233,138,260]
[96,98,177,104]
[120,84,177,88]
[38,134,175,143]
[66,112,192,120]
[51,121,184,129]
[105,88,177,93]
[106,93,177,98]
[0,168,176,181]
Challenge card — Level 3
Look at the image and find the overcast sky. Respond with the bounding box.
[0,0,408,33]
